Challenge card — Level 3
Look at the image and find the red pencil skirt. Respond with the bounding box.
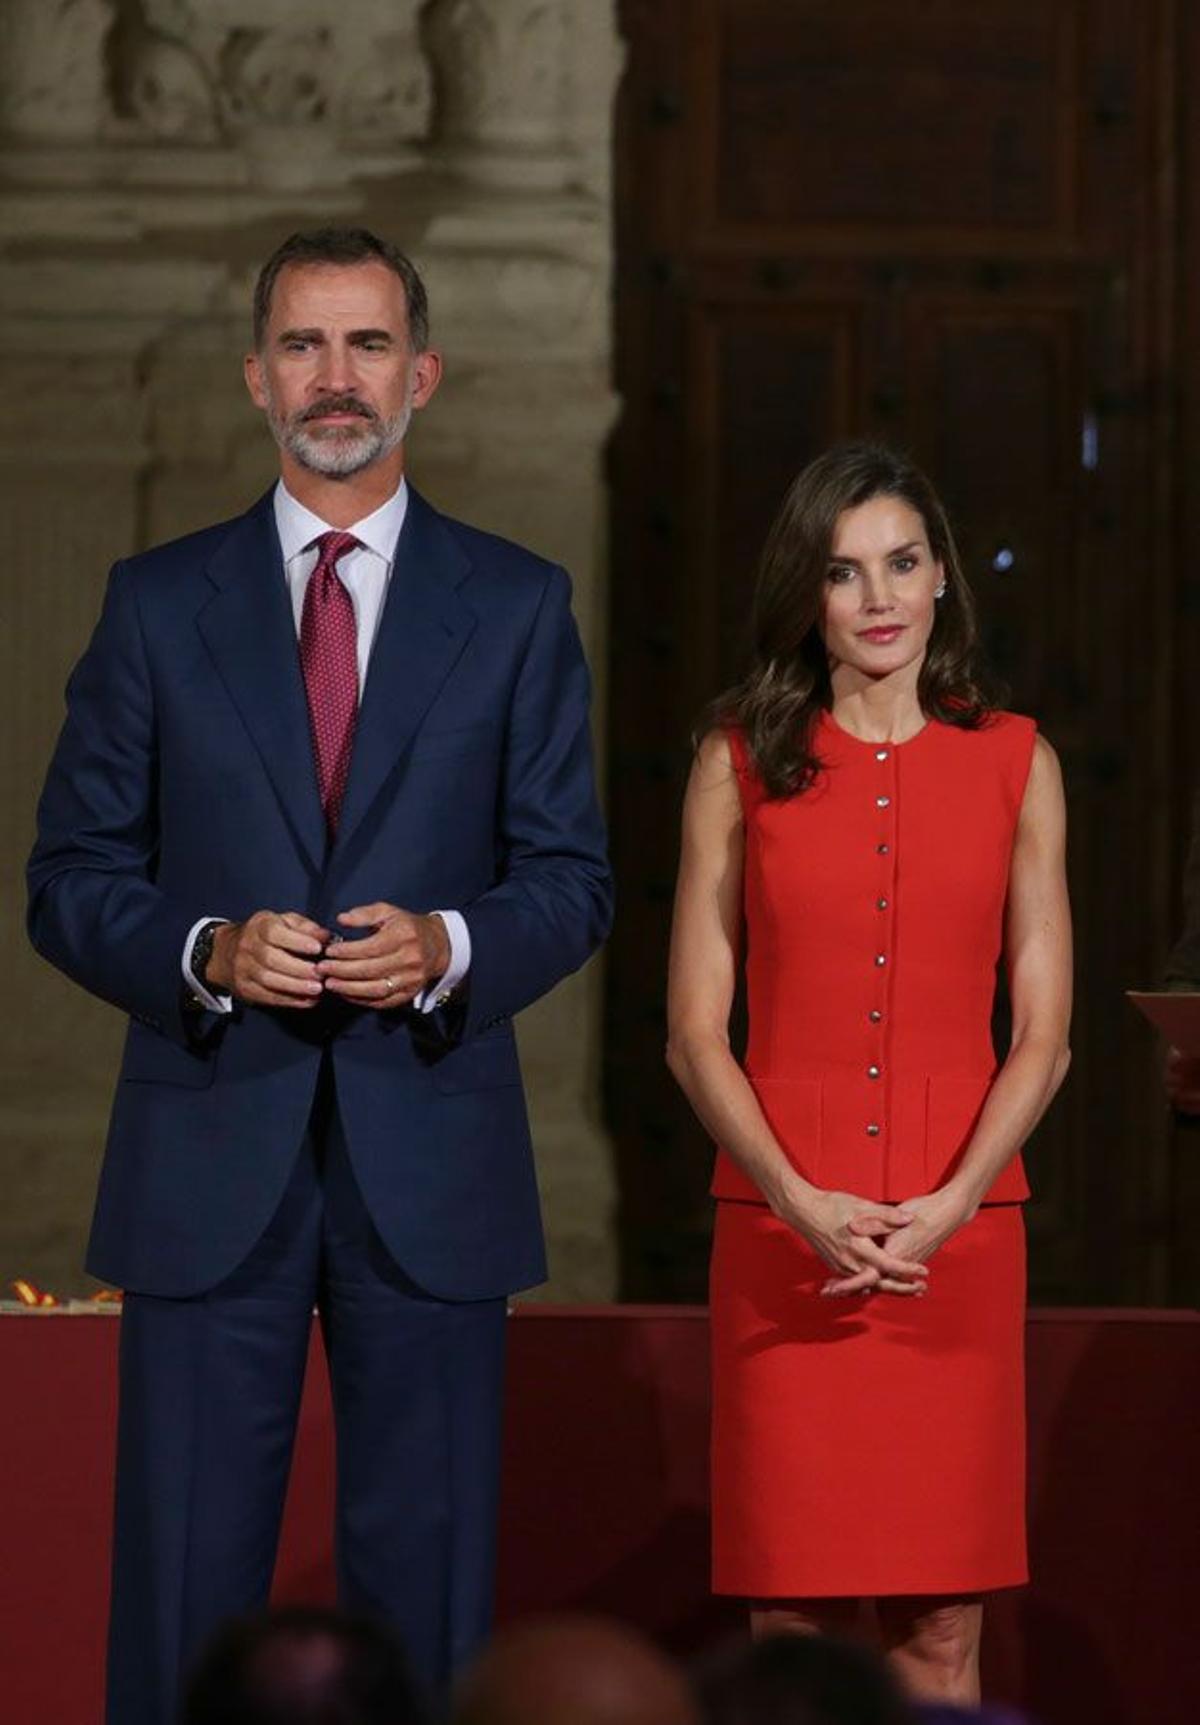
[709,1200,1027,1599]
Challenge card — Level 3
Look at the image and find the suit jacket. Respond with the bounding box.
[27,487,613,1301]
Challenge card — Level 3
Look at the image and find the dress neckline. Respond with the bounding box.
[822,709,933,751]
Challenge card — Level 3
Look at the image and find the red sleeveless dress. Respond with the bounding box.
[709,710,1036,1599]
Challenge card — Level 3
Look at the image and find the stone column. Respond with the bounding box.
[418,0,622,1299]
[0,260,204,1291]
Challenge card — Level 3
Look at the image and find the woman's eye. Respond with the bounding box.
[827,566,855,585]
[891,557,917,573]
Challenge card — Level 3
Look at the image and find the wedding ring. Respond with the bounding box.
[383,976,396,995]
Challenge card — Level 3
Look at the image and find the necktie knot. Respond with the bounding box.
[311,530,360,574]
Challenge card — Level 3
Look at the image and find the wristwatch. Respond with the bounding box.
[186,919,224,1007]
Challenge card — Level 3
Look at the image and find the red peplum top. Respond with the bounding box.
[713,709,1038,1206]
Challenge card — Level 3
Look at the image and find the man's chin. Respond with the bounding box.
[287,428,383,479]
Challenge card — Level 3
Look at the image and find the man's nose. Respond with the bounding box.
[314,341,357,393]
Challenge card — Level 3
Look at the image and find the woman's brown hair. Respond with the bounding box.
[706,442,996,798]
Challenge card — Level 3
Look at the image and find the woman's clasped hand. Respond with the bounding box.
[771,1180,932,1297]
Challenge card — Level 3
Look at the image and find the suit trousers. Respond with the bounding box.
[104,1059,508,1725]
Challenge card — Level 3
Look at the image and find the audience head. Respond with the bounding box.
[696,1632,916,1725]
[181,1605,424,1725]
[915,1710,1033,1724]
[452,1613,699,1725]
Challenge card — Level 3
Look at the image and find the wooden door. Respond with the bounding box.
[609,0,1189,1302]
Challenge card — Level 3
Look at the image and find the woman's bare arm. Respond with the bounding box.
[666,731,927,1293]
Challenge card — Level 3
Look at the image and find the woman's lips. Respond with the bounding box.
[858,626,905,643]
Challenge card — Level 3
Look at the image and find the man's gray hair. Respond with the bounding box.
[252,227,430,352]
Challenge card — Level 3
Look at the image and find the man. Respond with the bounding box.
[27,227,612,1725]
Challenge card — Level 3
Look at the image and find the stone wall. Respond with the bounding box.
[0,0,622,1299]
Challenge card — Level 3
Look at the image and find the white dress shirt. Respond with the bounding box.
[183,478,471,1013]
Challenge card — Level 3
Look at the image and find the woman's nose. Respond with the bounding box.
[861,574,894,611]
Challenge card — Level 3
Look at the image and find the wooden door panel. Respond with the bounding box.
[697,0,1079,241]
[694,300,862,688]
[908,291,1088,700]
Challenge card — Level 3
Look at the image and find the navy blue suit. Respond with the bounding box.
[27,487,612,1720]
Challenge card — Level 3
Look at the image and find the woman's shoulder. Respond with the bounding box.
[697,723,766,815]
[705,722,752,781]
[934,707,1038,752]
[988,706,1037,730]
[933,709,1046,813]
[691,726,748,796]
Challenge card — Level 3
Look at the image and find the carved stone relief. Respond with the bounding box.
[106,0,432,186]
[425,0,566,150]
[130,0,433,151]
[0,0,116,141]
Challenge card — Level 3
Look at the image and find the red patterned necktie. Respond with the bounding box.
[300,530,360,832]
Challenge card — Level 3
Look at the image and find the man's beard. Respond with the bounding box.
[265,387,412,479]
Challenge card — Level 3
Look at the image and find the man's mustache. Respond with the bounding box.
[297,395,378,424]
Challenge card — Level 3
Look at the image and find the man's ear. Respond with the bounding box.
[410,348,443,412]
[244,350,268,411]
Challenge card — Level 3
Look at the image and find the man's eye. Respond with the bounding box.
[283,339,312,353]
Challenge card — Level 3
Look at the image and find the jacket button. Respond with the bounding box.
[876,795,891,809]
[866,1122,881,1137]
[868,1009,883,1023]
[867,1064,881,1079]
[875,953,887,967]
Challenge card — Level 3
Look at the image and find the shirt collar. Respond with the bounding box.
[273,477,409,566]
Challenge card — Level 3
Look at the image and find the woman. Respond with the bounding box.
[666,444,1071,1706]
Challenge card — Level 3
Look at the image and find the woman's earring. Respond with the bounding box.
[934,582,947,599]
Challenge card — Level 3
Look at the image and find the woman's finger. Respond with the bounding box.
[853,1237,929,1280]
[822,1269,928,1298]
[821,1265,878,1296]
[847,1208,915,1236]
[879,1227,934,1265]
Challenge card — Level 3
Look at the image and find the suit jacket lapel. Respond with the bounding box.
[332,489,477,856]
[195,492,327,872]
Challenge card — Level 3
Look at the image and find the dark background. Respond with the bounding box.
[606,0,1200,1305]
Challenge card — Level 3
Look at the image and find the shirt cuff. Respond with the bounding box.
[182,916,234,1015]
[413,910,471,1014]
